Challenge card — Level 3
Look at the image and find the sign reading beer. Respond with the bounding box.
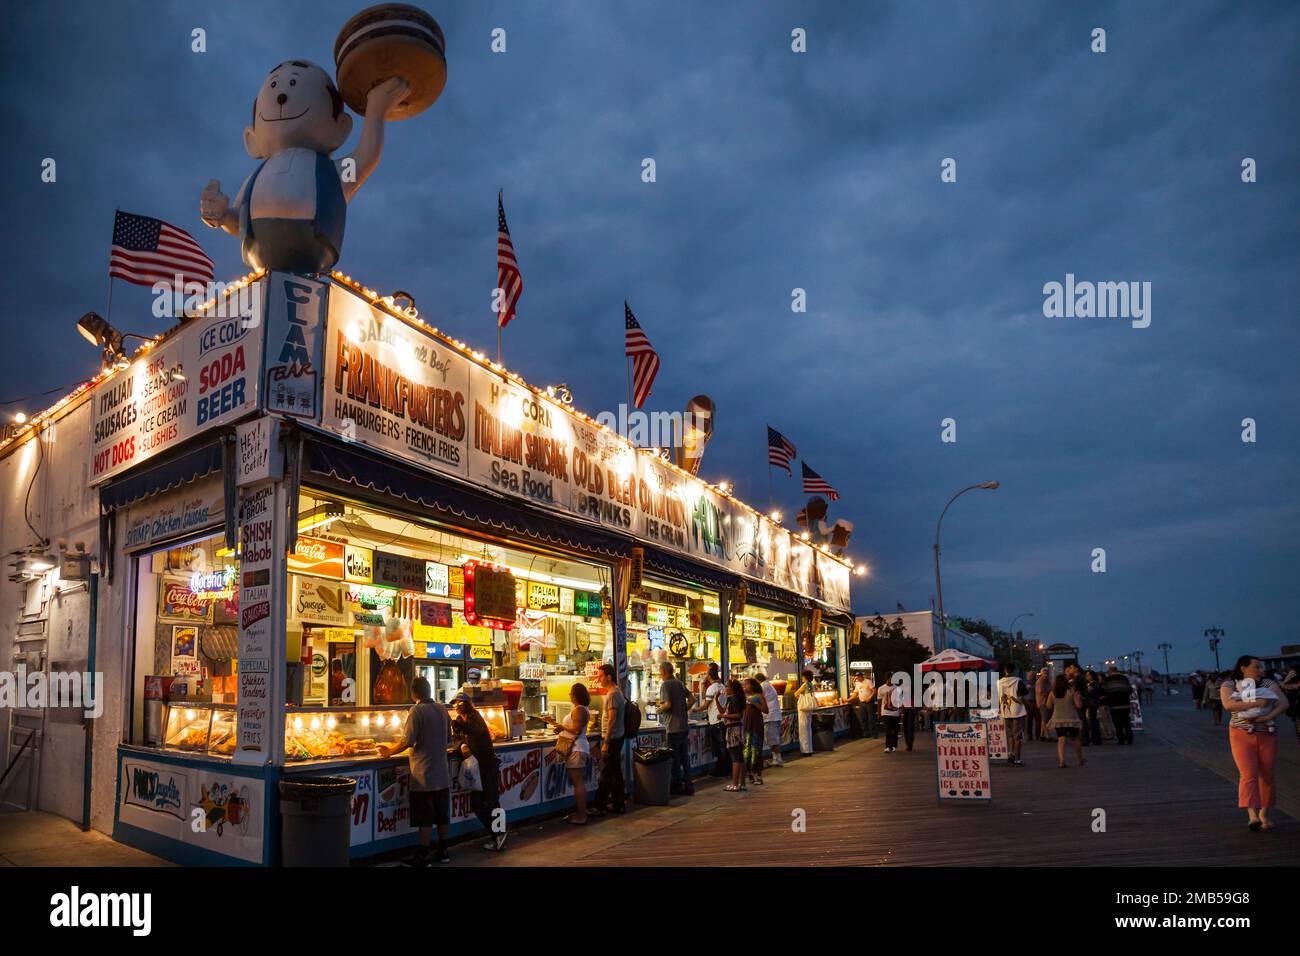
[462,560,515,630]
[90,304,264,484]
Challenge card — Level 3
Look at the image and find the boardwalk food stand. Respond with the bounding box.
[97,272,854,864]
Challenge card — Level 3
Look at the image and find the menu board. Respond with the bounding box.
[90,301,263,484]
[234,483,276,764]
[934,722,991,801]
[464,562,516,628]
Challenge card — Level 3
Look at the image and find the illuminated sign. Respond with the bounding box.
[515,608,549,649]
[462,560,516,630]
[189,566,237,599]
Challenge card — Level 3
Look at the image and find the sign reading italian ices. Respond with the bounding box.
[235,483,275,763]
[934,722,992,801]
[323,286,469,475]
[90,303,264,485]
[984,718,1008,761]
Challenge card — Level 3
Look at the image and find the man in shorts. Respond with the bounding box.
[379,676,452,865]
[997,665,1027,766]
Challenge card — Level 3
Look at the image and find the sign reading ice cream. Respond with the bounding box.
[934,722,992,801]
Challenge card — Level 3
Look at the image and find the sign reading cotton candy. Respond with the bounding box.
[200,4,447,273]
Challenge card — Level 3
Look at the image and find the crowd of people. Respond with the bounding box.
[993,662,1138,767]
[379,664,829,866]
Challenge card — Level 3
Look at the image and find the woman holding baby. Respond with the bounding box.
[1220,655,1289,831]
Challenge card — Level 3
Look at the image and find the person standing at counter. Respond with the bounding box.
[794,670,817,756]
[758,672,785,767]
[591,664,627,816]
[658,662,695,796]
[451,693,507,852]
[378,676,452,866]
[721,678,747,792]
[694,665,729,777]
[541,683,592,824]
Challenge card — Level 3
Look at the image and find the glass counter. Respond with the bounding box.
[284,707,408,762]
[163,705,216,753]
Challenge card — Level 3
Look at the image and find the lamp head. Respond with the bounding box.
[979,480,1000,490]
[77,311,116,348]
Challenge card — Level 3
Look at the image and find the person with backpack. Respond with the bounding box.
[591,663,631,816]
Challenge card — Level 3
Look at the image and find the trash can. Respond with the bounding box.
[279,776,357,867]
[847,703,865,739]
[812,714,836,752]
[633,747,673,806]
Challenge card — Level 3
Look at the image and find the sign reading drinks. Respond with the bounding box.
[934,722,992,801]
[90,297,264,484]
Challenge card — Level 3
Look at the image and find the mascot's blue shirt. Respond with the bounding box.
[236,148,346,263]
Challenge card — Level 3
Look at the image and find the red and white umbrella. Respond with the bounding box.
[920,648,996,672]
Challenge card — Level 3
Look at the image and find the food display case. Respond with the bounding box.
[163,704,218,753]
[283,707,408,762]
[162,703,239,757]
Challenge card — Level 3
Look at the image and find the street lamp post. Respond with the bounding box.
[933,481,999,650]
[1205,627,1224,672]
[1157,642,1173,694]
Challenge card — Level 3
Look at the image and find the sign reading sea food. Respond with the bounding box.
[324,285,469,476]
[468,362,574,511]
[90,303,263,484]
[935,722,992,801]
[235,483,275,763]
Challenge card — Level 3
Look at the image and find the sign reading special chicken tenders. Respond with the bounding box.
[89,304,264,484]
[323,285,469,477]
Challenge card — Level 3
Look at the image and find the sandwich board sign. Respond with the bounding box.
[935,722,992,801]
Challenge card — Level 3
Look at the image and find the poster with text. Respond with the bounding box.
[234,483,275,763]
[935,722,992,801]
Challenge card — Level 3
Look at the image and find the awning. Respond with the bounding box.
[98,434,225,511]
[920,648,996,672]
[302,436,633,562]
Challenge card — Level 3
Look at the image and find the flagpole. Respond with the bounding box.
[105,207,118,326]
[497,323,502,367]
[625,356,633,416]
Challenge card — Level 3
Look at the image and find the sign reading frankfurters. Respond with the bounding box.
[90,305,264,484]
[324,286,468,476]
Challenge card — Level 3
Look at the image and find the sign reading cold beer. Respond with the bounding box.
[90,305,263,484]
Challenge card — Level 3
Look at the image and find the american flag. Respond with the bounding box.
[767,426,797,474]
[624,302,660,409]
[802,462,840,500]
[496,191,523,329]
[108,210,214,288]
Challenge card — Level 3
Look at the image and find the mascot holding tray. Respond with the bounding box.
[201,4,447,273]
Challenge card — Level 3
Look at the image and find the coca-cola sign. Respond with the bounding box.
[158,575,213,624]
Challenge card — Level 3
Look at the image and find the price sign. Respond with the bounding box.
[463,560,516,630]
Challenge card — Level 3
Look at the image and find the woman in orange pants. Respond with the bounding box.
[1221,656,1289,831]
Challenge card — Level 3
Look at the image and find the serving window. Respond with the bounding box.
[729,603,799,686]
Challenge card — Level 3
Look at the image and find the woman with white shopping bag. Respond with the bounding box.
[452,693,507,851]
[794,669,818,755]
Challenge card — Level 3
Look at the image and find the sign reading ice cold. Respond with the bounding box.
[90,305,263,484]
[934,722,992,801]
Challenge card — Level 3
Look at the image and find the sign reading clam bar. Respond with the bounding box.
[317,281,851,611]
[324,286,468,476]
[90,295,264,484]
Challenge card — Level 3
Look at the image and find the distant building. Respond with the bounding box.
[855,610,994,660]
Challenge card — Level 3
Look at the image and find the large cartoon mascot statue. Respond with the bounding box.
[200,4,446,273]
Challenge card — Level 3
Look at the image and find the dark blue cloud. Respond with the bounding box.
[2,1,1296,673]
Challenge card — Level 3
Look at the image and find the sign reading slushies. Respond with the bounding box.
[90,301,264,484]
[934,722,992,801]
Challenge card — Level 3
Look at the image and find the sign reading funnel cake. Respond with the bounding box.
[335,4,446,120]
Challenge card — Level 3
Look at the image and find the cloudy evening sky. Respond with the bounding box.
[2,1,1297,674]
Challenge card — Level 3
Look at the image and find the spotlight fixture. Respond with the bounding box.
[545,383,573,406]
[76,311,149,370]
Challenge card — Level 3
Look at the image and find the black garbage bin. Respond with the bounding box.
[279,776,356,867]
[812,713,836,752]
[847,703,865,739]
[633,747,673,806]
